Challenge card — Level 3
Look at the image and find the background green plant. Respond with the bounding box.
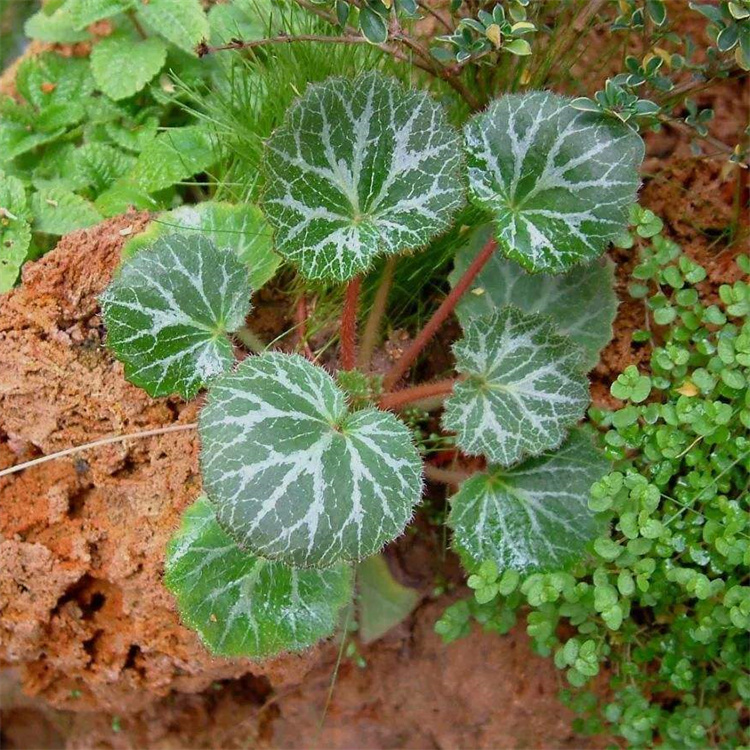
[437,229,750,749]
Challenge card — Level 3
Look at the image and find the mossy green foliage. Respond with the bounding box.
[437,234,750,748]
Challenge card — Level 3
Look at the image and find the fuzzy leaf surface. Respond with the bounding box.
[31,187,102,235]
[129,125,215,192]
[122,201,279,290]
[464,91,644,273]
[91,34,167,101]
[0,172,31,293]
[200,352,423,568]
[449,430,609,573]
[262,72,464,281]
[451,224,617,370]
[24,7,90,42]
[443,307,589,466]
[101,234,251,399]
[137,0,209,53]
[165,496,353,657]
[66,0,135,29]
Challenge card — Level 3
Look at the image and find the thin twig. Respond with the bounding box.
[340,276,362,371]
[383,236,497,390]
[198,33,368,56]
[379,378,455,411]
[417,0,452,33]
[0,424,198,480]
[358,257,397,370]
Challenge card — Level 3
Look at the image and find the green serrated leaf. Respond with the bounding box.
[137,0,209,54]
[443,307,590,466]
[165,497,353,657]
[122,201,279,290]
[464,91,644,273]
[71,142,136,194]
[129,125,215,192]
[200,352,424,568]
[31,187,102,235]
[24,6,90,42]
[101,234,251,399]
[91,33,168,101]
[66,0,135,29]
[357,554,419,643]
[262,72,464,281]
[449,429,609,572]
[15,53,94,111]
[0,172,31,293]
[450,224,617,371]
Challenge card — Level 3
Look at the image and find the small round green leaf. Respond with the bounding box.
[200,352,423,568]
[91,33,167,101]
[101,234,251,399]
[165,497,353,658]
[464,91,644,273]
[122,201,280,291]
[262,72,464,281]
[450,224,618,370]
[442,307,590,466]
[137,0,209,54]
[449,429,609,572]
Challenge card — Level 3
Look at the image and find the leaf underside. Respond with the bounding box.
[442,307,590,467]
[101,234,251,399]
[165,497,353,658]
[449,429,610,573]
[451,224,618,371]
[200,352,424,568]
[122,201,280,291]
[262,72,464,281]
[464,91,644,273]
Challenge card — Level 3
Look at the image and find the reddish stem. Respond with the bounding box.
[379,379,456,411]
[423,463,472,486]
[340,276,362,371]
[295,295,313,360]
[383,236,497,390]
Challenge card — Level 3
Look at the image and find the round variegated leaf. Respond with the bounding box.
[464,91,644,273]
[442,307,589,467]
[449,429,609,573]
[262,72,464,282]
[200,352,423,568]
[101,234,251,399]
[165,497,353,658]
[450,224,617,371]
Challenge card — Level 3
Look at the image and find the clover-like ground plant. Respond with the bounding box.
[100,71,645,658]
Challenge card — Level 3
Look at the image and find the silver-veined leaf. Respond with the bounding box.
[200,352,424,568]
[122,201,280,290]
[464,91,644,273]
[449,429,609,573]
[165,496,353,658]
[442,307,589,466]
[101,234,251,399]
[262,72,464,281]
[450,224,617,371]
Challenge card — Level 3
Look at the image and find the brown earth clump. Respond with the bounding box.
[0,213,318,714]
